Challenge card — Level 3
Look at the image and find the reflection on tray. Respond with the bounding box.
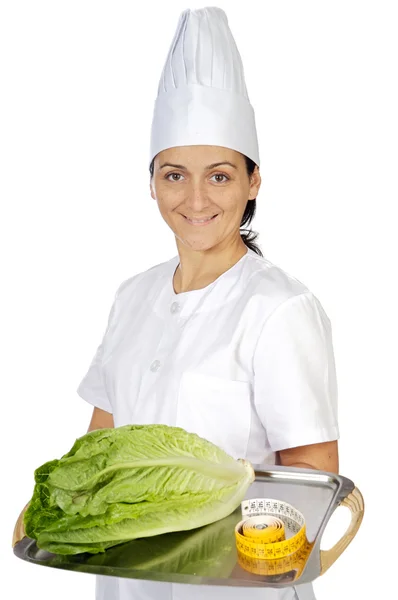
[42,508,241,579]
[21,506,314,585]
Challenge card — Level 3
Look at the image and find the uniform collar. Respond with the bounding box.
[162,248,253,316]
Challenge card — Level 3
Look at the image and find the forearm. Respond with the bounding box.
[279,441,339,474]
[87,406,114,432]
[289,462,316,470]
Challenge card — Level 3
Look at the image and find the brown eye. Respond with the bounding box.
[211,174,229,183]
[166,173,183,181]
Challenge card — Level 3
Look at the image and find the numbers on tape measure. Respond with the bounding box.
[242,498,305,527]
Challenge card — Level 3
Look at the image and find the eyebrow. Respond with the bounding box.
[159,161,238,171]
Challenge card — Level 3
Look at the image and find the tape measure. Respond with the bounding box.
[235,498,313,577]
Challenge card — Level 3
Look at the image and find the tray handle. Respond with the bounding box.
[12,503,30,548]
[320,486,364,575]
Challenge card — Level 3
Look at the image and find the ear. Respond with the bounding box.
[150,182,156,200]
[249,166,261,200]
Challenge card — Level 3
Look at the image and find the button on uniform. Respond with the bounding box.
[170,302,181,314]
[150,360,161,372]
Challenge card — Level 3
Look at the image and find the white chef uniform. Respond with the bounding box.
[77,247,339,600]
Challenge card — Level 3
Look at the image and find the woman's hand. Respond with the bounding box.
[278,440,339,474]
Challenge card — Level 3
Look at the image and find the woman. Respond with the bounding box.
[17,7,339,600]
[80,8,339,600]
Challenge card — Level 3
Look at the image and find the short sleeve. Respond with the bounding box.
[253,292,339,451]
[76,286,120,414]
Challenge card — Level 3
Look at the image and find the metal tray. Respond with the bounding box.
[13,464,364,588]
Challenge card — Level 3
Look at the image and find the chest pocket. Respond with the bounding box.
[176,371,252,460]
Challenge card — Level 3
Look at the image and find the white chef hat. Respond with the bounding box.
[149,6,260,168]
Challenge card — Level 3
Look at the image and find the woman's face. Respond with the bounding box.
[150,145,261,252]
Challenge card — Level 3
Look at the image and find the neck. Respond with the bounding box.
[173,239,248,294]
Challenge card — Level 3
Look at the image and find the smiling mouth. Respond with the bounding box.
[183,214,219,225]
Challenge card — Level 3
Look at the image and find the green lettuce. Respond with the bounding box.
[24,424,254,555]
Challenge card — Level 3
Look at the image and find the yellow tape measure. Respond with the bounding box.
[235,498,313,577]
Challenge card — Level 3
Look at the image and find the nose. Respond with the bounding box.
[184,182,212,213]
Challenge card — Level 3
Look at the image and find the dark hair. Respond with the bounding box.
[149,153,263,257]
[240,155,263,256]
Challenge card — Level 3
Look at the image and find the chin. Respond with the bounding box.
[176,236,218,252]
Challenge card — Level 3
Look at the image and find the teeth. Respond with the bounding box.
[186,216,215,223]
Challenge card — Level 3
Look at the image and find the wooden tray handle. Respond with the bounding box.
[320,486,364,575]
[12,503,30,548]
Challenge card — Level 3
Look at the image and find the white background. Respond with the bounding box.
[1,1,396,598]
